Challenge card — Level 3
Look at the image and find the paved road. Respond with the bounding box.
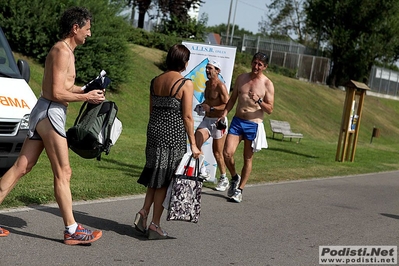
[0,171,398,266]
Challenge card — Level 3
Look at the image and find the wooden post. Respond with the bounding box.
[336,80,369,162]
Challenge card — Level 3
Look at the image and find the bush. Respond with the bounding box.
[127,27,183,53]
[0,0,131,90]
[268,64,297,78]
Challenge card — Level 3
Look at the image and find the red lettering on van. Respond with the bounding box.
[0,96,30,109]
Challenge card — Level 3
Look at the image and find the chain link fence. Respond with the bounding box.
[368,66,399,97]
[221,34,330,84]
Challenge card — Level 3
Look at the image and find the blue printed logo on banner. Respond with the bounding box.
[185,58,208,103]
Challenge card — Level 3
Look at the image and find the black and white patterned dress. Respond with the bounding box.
[138,77,189,188]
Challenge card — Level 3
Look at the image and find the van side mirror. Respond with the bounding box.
[17,59,30,83]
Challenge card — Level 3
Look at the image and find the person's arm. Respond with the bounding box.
[66,84,85,94]
[221,76,240,118]
[49,47,104,103]
[212,83,229,111]
[201,80,210,106]
[181,80,200,158]
[257,79,274,114]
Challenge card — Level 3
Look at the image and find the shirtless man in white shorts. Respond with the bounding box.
[219,52,275,203]
[0,7,105,244]
[194,60,230,187]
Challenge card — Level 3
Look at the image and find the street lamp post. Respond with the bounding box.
[225,0,233,44]
[229,0,238,45]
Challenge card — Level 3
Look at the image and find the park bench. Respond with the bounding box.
[269,119,303,142]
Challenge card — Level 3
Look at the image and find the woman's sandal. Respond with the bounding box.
[133,209,147,234]
[147,222,168,240]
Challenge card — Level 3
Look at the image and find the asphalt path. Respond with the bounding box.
[0,171,398,266]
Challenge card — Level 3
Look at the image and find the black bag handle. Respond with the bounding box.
[180,154,201,181]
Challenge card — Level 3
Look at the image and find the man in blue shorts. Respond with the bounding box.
[219,52,274,203]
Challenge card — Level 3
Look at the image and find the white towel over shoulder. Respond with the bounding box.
[252,123,268,152]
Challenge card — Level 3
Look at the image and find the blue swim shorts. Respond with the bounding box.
[228,116,258,141]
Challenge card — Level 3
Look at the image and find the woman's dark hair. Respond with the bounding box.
[59,7,92,39]
[252,52,269,65]
[166,44,190,72]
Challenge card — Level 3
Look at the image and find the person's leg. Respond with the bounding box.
[37,118,102,244]
[194,128,210,151]
[223,134,241,177]
[0,138,43,236]
[134,187,155,233]
[148,187,168,238]
[214,133,229,191]
[0,138,43,204]
[239,139,255,189]
[195,127,211,179]
[150,187,167,226]
[37,118,74,226]
[141,187,155,216]
[212,134,227,176]
[224,134,243,197]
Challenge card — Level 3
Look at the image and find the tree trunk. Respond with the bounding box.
[138,12,145,28]
[137,0,151,29]
[130,4,136,26]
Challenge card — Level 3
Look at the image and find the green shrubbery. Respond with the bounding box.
[268,65,297,78]
[0,0,131,90]
[127,27,183,52]
[1,0,296,91]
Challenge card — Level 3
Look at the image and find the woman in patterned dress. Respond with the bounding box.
[134,44,201,239]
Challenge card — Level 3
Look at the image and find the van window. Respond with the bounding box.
[0,28,22,79]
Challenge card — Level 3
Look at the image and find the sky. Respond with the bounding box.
[198,0,271,34]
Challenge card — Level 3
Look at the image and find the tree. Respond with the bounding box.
[159,13,206,39]
[118,0,204,29]
[158,0,203,21]
[1,0,132,89]
[305,0,399,87]
[258,0,307,43]
[206,23,254,37]
[117,0,152,28]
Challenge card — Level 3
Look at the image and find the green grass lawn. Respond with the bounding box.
[2,44,399,209]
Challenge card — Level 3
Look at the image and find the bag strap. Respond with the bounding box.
[97,101,116,161]
[104,101,118,154]
[74,101,88,126]
[181,154,201,179]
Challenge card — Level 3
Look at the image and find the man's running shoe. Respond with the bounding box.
[231,189,243,203]
[227,174,241,197]
[0,227,9,237]
[215,177,229,191]
[64,224,102,245]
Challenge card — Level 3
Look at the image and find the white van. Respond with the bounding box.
[0,27,37,169]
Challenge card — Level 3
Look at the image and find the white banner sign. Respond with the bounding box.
[181,41,237,182]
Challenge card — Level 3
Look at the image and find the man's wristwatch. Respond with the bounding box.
[210,106,215,112]
[256,98,263,105]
